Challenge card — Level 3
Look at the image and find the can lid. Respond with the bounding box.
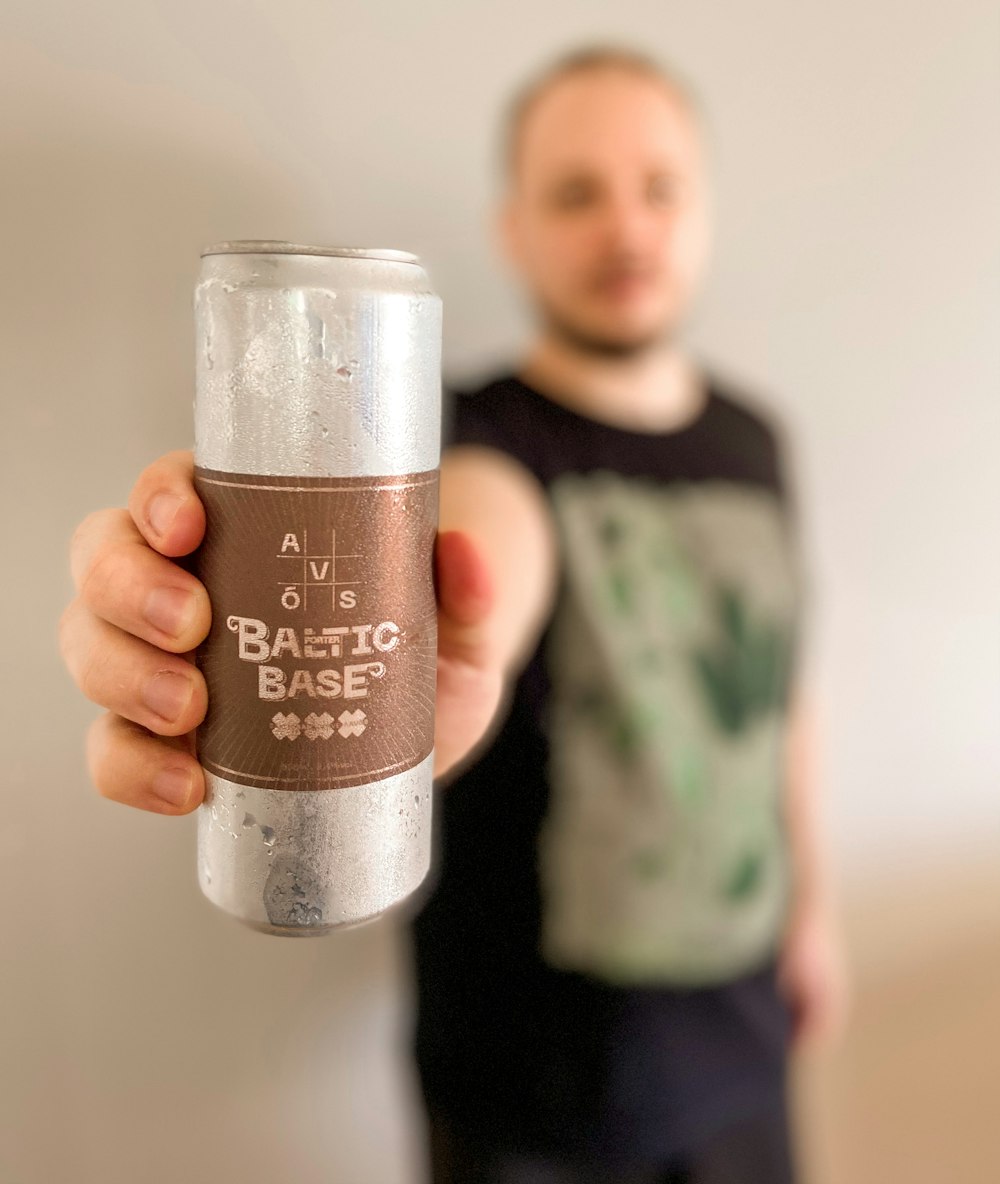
[200,240,420,264]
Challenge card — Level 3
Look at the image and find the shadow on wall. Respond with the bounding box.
[0,41,310,482]
[2,43,423,1184]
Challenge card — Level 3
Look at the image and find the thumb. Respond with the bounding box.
[434,530,494,666]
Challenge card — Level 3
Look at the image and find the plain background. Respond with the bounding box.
[1,2,997,1181]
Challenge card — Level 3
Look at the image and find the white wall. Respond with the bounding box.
[2,2,997,1181]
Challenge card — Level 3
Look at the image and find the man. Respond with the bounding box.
[412,49,847,1182]
[60,45,846,1184]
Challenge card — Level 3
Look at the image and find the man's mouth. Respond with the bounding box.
[590,269,658,299]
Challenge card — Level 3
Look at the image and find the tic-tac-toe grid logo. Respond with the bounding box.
[274,528,362,614]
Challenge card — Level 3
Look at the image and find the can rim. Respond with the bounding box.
[200,240,420,264]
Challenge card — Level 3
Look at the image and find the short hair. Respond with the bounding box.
[502,45,704,181]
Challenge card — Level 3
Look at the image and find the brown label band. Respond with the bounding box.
[193,467,438,790]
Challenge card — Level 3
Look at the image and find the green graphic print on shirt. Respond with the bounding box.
[539,471,803,986]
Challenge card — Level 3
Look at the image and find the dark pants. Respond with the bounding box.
[427,1104,798,1184]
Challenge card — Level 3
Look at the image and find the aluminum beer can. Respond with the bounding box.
[192,241,440,935]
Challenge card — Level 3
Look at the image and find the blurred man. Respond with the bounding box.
[412,48,847,1183]
[59,45,846,1184]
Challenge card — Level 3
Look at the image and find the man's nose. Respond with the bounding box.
[600,192,659,252]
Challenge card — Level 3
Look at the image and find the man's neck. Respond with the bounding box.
[518,334,706,433]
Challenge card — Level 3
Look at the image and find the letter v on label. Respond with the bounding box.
[310,561,330,579]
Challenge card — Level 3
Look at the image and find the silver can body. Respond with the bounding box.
[193,242,441,935]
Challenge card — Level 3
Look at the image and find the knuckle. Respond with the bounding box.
[85,713,116,799]
[68,516,88,564]
[78,541,120,610]
[69,510,103,588]
[59,607,100,695]
[70,508,104,553]
[57,599,79,663]
[76,649,108,703]
[72,506,119,554]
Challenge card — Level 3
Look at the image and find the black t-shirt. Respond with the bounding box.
[411,372,803,1165]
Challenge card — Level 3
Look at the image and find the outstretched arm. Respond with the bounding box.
[433,444,558,781]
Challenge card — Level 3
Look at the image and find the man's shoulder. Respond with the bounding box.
[448,368,787,438]
[446,372,526,408]
[444,373,539,450]
[705,369,786,451]
[702,367,797,498]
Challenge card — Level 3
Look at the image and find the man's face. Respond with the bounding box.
[502,68,712,356]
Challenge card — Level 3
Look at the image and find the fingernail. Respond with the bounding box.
[147,492,183,538]
[153,766,193,808]
[142,670,193,723]
[144,586,196,640]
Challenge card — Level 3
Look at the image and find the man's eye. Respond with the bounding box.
[550,181,599,210]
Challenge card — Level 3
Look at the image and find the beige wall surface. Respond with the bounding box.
[2,2,997,1181]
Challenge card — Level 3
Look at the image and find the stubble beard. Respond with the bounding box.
[541,304,679,361]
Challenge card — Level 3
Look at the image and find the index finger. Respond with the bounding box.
[128,449,206,558]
